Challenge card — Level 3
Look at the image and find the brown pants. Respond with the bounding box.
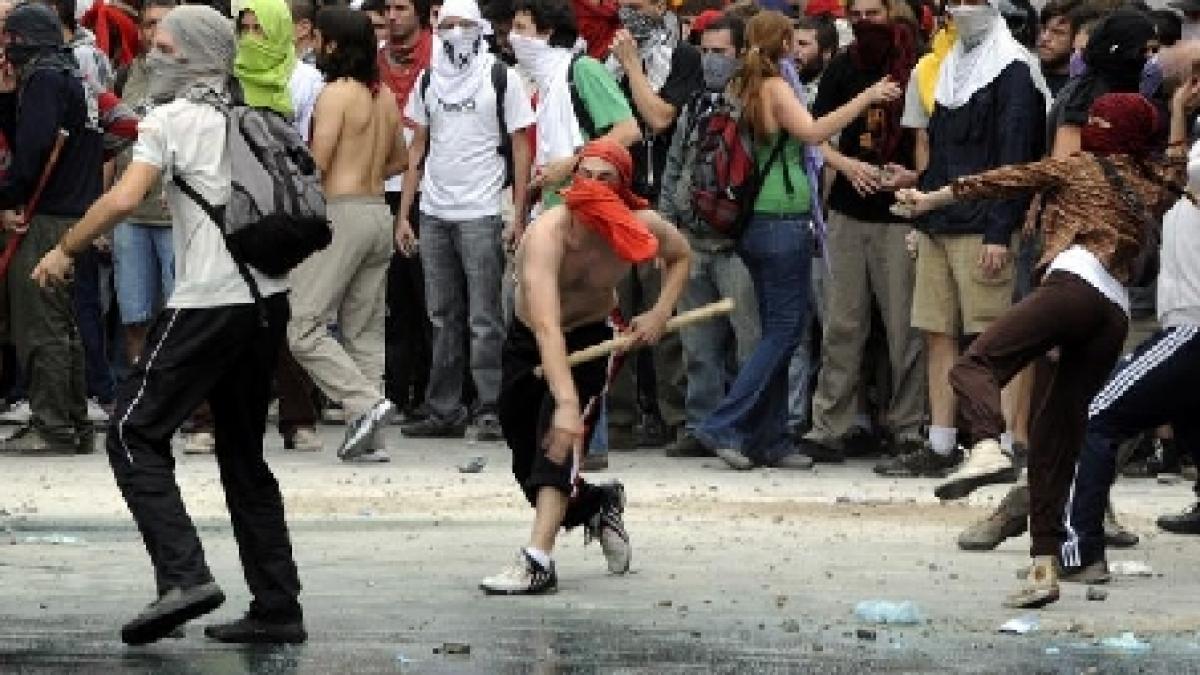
[949,271,1127,557]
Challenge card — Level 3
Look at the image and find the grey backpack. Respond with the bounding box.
[174,101,332,306]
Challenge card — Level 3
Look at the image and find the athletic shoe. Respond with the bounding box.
[338,399,395,460]
[343,448,391,463]
[713,447,754,471]
[958,484,1028,551]
[874,445,963,478]
[935,439,1016,501]
[183,431,216,455]
[770,452,815,470]
[2,425,78,454]
[586,482,631,574]
[480,549,557,595]
[204,614,307,644]
[665,432,711,458]
[472,413,504,442]
[284,427,323,452]
[635,413,672,448]
[1104,505,1139,548]
[401,413,467,439]
[121,582,225,646]
[1060,560,1111,585]
[1003,556,1060,609]
[1157,502,1200,535]
[0,400,31,424]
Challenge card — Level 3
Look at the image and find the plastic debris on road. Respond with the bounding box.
[853,600,923,625]
[999,614,1039,635]
[19,534,82,545]
[1109,560,1153,577]
[1099,632,1151,652]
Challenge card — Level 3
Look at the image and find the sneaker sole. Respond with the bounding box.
[204,626,308,644]
[479,584,558,596]
[338,401,395,460]
[121,586,226,646]
[935,466,1018,501]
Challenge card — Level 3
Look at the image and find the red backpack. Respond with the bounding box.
[688,93,790,239]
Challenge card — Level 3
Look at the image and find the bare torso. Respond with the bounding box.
[515,207,631,330]
[318,79,404,197]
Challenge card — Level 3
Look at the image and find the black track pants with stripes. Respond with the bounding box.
[1061,325,1200,569]
[106,293,303,622]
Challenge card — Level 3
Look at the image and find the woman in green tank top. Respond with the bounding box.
[692,11,900,470]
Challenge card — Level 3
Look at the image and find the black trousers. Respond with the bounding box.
[499,319,608,529]
[384,191,432,411]
[1062,325,1200,569]
[106,294,302,621]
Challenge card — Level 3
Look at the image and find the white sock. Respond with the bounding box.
[929,426,957,456]
[523,547,552,569]
[1000,432,1014,453]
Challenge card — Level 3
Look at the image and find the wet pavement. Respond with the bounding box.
[3,431,1200,673]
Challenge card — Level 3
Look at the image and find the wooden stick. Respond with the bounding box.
[534,298,735,377]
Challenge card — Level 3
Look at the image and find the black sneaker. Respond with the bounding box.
[842,427,881,458]
[472,412,504,442]
[585,483,631,573]
[665,432,711,458]
[121,582,225,646]
[401,412,467,439]
[796,437,845,464]
[874,445,963,478]
[204,614,307,644]
[480,549,558,594]
[1157,502,1200,535]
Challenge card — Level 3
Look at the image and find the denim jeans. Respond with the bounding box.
[696,215,813,464]
[678,247,760,431]
[420,213,506,422]
[113,222,175,325]
[73,248,113,403]
[787,256,825,432]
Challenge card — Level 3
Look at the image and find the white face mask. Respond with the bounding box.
[509,32,548,67]
[438,24,482,69]
[948,5,997,49]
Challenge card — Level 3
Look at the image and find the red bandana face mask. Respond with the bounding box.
[562,177,658,263]
[1081,92,1160,157]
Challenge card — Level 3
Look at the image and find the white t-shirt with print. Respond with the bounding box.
[406,66,535,220]
[133,99,289,308]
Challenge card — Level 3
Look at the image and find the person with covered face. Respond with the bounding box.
[0,2,102,454]
[897,0,1048,482]
[397,0,535,441]
[797,0,924,465]
[31,3,307,645]
[895,87,1200,608]
[480,138,691,595]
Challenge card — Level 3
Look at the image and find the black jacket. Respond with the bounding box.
[919,61,1046,245]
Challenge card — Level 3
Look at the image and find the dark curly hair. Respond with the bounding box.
[315,7,378,86]
[514,0,577,49]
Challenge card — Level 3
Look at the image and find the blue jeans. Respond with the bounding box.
[678,247,760,430]
[419,213,506,422]
[696,215,813,464]
[113,222,175,325]
[787,257,825,432]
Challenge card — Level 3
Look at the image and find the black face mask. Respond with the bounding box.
[798,56,825,83]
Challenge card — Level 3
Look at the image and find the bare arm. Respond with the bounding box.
[771,78,895,146]
[914,128,929,173]
[621,62,676,135]
[395,124,427,254]
[510,126,532,230]
[382,98,409,178]
[604,117,643,148]
[1050,124,1081,159]
[308,84,345,174]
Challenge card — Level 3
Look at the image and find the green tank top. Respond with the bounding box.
[753,134,811,215]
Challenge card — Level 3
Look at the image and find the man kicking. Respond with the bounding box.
[479,138,690,594]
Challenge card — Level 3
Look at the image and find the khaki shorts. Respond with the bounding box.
[911,232,1017,336]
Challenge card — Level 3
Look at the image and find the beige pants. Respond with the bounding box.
[287,195,393,417]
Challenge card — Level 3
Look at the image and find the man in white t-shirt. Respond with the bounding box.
[32,5,305,647]
[397,0,533,440]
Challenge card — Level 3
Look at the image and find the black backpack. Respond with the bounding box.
[421,60,514,186]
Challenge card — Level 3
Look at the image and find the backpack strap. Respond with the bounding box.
[568,54,599,139]
[756,134,790,189]
[1094,154,1159,282]
[171,172,268,326]
[492,60,508,139]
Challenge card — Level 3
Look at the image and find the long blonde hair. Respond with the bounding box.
[730,10,792,140]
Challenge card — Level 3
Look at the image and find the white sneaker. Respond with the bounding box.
[935,438,1016,501]
[0,400,32,424]
[480,550,557,595]
[87,399,110,424]
[337,399,395,460]
[286,427,323,452]
[183,431,216,455]
[343,449,391,463]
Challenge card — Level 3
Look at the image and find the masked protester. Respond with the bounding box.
[656,15,761,459]
[794,0,925,466]
[891,0,1048,483]
[30,3,308,646]
[896,87,1200,609]
[396,0,535,443]
[0,3,103,455]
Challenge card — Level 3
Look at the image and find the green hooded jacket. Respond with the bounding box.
[234,0,296,116]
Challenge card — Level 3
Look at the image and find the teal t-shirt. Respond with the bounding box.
[542,56,634,208]
[753,134,811,215]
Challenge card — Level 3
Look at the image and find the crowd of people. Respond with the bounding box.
[1,0,1198,645]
